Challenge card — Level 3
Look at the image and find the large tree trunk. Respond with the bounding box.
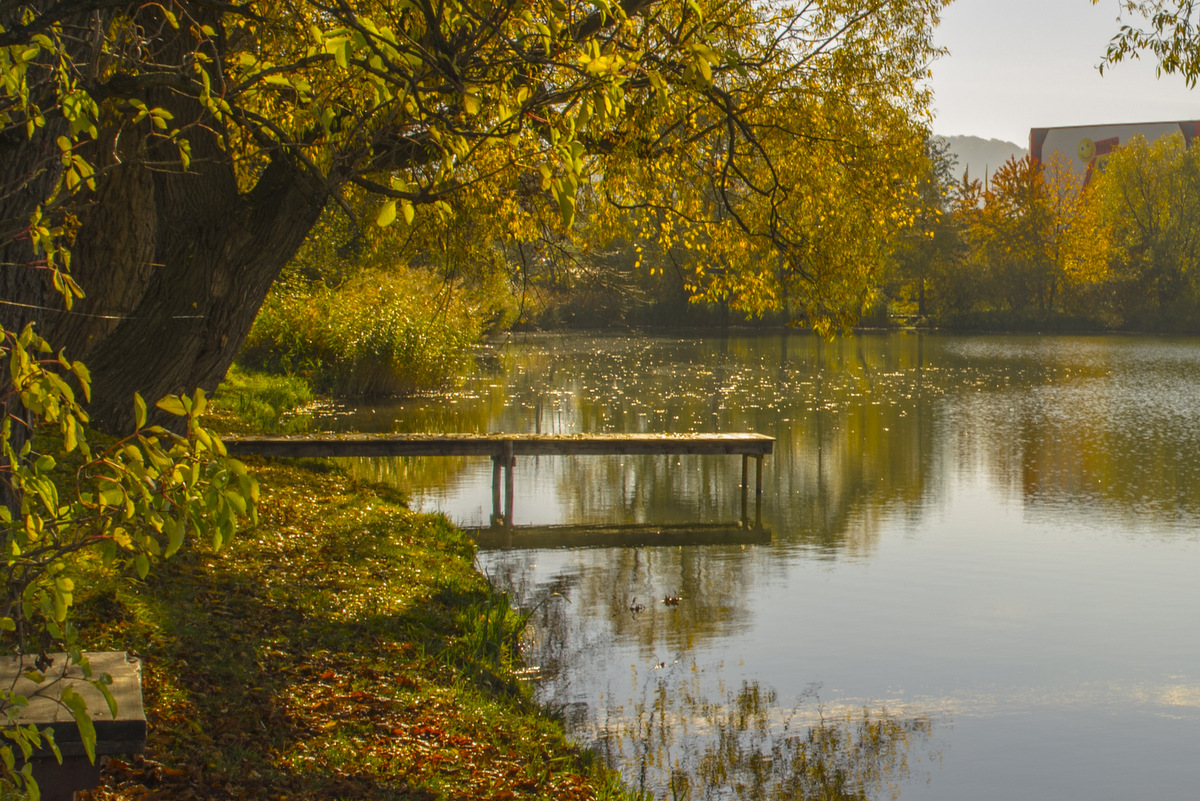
[0,132,52,514]
[78,139,330,433]
[41,4,334,433]
[46,126,158,360]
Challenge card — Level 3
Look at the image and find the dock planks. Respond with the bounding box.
[224,432,774,458]
[225,433,774,528]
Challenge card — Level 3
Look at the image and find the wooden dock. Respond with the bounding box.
[225,433,774,527]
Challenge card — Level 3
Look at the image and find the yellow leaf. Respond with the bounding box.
[155,395,187,416]
[377,200,397,227]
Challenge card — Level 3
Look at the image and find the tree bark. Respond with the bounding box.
[0,133,51,514]
[45,126,158,359]
[79,138,330,432]
[39,2,335,433]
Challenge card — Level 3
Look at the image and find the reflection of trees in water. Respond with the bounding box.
[484,518,940,797]
[543,333,946,553]
[335,453,473,496]
[479,551,582,689]
[484,543,759,662]
[936,338,1200,525]
[485,552,939,800]
[331,332,949,554]
[552,455,756,525]
[325,366,514,491]
[328,332,1200,543]
[582,545,758,653]
[593,677,936,801]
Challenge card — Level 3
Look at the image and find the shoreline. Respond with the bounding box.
[75,453,628,800]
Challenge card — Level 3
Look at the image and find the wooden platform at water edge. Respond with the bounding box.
[225,433,774,527]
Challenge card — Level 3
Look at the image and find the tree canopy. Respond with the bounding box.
[1101,0,1200,85]
[2,0,948,428]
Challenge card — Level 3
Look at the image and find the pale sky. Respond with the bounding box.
[929,0,1200,147]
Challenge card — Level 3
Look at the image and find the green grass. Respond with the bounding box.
[204,364,315,435]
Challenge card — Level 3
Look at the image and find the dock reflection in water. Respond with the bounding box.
[471,523,772,551]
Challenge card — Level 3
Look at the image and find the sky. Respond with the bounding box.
[928,0,1200,147]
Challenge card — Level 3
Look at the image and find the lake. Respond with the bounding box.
[321,332,1200,800]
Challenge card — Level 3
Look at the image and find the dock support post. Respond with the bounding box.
[755,455,764,528]
[491,455,503,526]
[503,440,515,528]
[741,455,750,525]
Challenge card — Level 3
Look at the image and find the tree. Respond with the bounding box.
[887,134,963,320]
[1089,133,1200,328]
[2,0,948,431]
[1101,0,1200,85]
[955,155,1084,319]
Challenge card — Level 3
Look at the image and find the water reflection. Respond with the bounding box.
[329,332,1200,539]
[472,523,771,550]
[591,679,937,801]
[486,545,762,657]
[326,332,1200,798]
[495,550,938,800]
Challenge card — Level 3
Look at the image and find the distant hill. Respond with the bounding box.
[936,135,1026,184]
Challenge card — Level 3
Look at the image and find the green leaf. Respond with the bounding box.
[376,200,397,227]
[99,486,125,508]
[94,678,117,719]
[43,724,62,765]
[164,519,185,558]
[134,393,147,430]
[134,553,150,579]
[191,387,207,416]
[556,186,576,227]
[111,528,133,550]
[63,414,78,453]
[224,489,247,516]
[59,686,97,764]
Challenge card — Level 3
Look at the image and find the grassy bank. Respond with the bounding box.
[70,376,631,801]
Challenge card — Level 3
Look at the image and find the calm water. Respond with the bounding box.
[325,332,1200,799]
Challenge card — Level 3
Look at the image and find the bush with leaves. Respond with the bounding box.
[241,269,481,397]
[1,323,257,797]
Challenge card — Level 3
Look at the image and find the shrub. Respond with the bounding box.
[1,324,257,798]
[241,269,482,396]
[206,366,315,435]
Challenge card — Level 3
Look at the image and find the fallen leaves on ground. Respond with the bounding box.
[76,460,609,801]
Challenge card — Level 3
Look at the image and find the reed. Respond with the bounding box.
[241,268,482,396]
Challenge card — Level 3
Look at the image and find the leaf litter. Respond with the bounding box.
[75,459,614,801]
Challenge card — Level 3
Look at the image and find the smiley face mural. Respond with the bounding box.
[1030,121,1200,185]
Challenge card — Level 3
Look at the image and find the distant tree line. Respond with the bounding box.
[885,133,1200,332]
[472,130,1200,333]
